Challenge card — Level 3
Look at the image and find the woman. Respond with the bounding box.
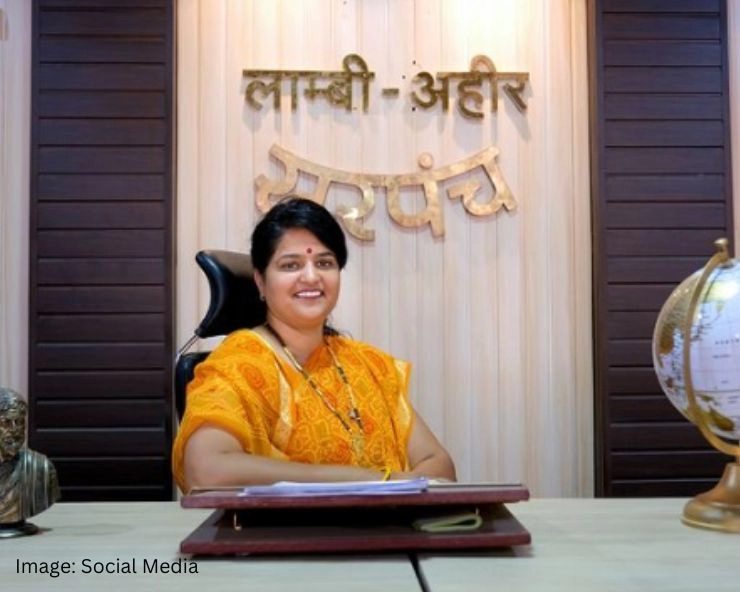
[172,198,456,492]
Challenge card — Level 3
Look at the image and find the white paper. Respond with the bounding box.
[239,477,428,497]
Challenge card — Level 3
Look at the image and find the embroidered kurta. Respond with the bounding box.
[172,330,413,491]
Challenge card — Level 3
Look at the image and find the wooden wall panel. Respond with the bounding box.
[177,0,594,495]
[590,0,733,496]
[35,370,166,398]
[38,174,165,199]
[29,0,174,501]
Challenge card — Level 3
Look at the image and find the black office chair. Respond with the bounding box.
[174,250,266,419]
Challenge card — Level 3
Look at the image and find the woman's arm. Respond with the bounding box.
[182,425,385,492]
[401,411,457,481]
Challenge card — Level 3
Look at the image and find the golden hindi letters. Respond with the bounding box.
[244,54,374,112]
[411,55,529,118]
[243,54,528,117]
[255,145,517,241]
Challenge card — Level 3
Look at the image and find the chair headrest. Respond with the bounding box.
[194,249,266,338]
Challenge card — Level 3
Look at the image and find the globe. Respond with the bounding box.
[652,238,740,532]
[653,247,740,442]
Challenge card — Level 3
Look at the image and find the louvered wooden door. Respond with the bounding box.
[28,0,174,501]
[589,0,734,496]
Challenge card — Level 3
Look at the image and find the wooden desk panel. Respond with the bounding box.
[180,483,531,555]
[181,503,529,555]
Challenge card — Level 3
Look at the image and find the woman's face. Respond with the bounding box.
[255,228,341,332]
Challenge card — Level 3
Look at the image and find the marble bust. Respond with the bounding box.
[0,387,60,537]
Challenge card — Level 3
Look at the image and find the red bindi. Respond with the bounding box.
[306,247,313,254]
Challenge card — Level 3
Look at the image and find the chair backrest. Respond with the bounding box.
[192,249,265,339]
[174,249,266,419]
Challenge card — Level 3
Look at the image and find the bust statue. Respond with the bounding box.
[0,387,60,537]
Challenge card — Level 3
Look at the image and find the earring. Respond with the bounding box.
[259,294,265,301]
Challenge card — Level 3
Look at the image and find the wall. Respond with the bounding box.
[0,0,31,396]
[177,0,594,495]
[732,1,740,245]
[4,0,737,497]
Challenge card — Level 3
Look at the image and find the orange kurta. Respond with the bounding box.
[172,330,413,491]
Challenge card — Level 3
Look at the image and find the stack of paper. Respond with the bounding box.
[239,477,428,497]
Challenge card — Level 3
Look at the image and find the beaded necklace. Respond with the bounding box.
[263,324,365,457]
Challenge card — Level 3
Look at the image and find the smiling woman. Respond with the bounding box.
[171,198,456,493]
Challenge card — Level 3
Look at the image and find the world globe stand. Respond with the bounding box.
[682,462,740,532]
[681,238,740,533]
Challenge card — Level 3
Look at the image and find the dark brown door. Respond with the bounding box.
[589,0,734,496]
[28,0,175,501]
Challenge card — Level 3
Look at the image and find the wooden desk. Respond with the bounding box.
[2,499,738,591]
[0,502,422,591]
[417,498,740,592]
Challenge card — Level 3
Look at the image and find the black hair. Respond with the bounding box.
[250,197,348,274]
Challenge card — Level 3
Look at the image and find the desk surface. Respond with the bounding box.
[0,502,421,591]
[1,498,738,591]
[419,498,740,592]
